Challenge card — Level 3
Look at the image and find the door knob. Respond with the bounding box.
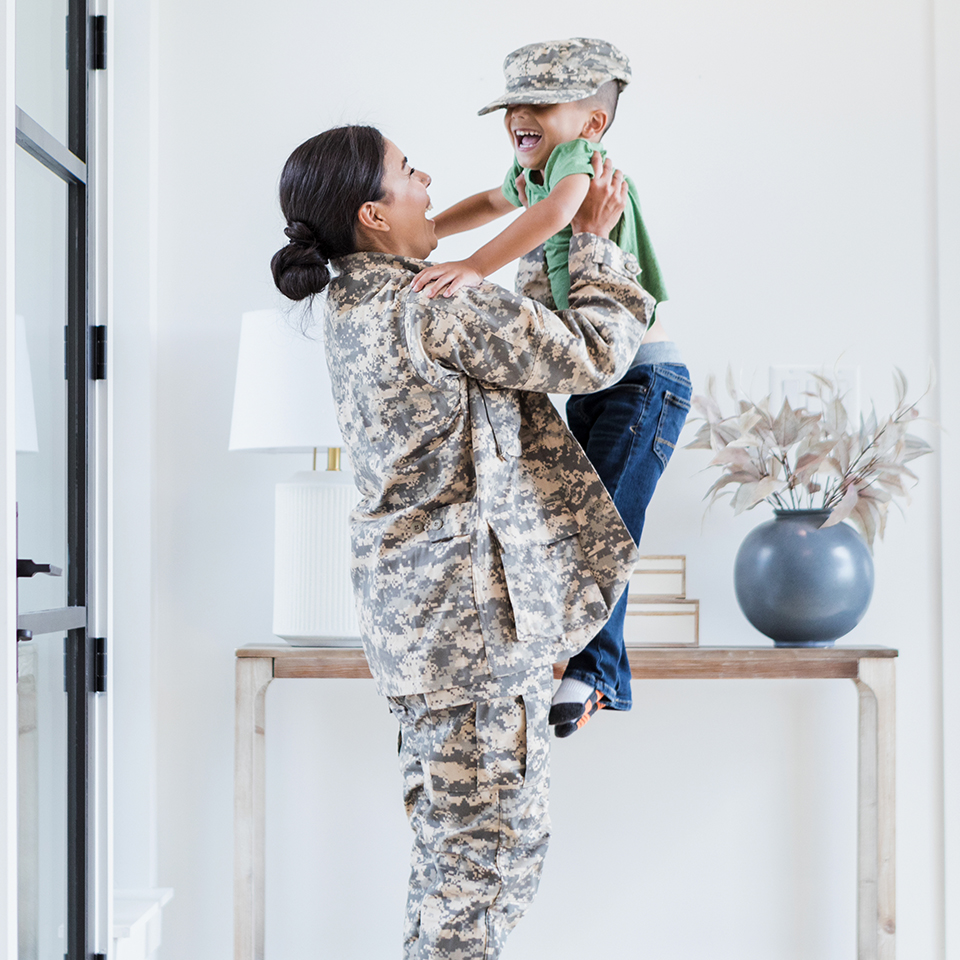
[16,559,63,578]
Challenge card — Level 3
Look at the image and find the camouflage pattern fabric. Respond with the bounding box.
[513,243,558,311]
[478,37,632,116]
[388,666,552,960]
[324,233,654,698]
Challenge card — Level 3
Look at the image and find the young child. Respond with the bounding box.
[412,37,666,311]
[415,37,691,737]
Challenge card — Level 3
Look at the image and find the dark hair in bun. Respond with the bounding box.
[271,125,387,301]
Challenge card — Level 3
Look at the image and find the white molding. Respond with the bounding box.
[113,888,173,960]
[89,0,112,952]
[0,0,17,951]
[935,0,960,952]
[100,0,116,952]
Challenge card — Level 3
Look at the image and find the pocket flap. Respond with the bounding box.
[491,499,579,549]
[540,502,579,543]
[408,500,477,542]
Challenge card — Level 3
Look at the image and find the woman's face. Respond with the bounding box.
[366,139,437,259]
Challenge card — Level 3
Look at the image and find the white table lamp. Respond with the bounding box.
[229,309,361,645]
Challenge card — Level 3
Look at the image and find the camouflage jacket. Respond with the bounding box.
[324,233,654,697]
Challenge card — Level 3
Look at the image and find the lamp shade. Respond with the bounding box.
[228,308,344,453]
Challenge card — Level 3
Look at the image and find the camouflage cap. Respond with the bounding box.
[478,37,631,116]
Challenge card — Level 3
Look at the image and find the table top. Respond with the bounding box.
[236,644,897,681]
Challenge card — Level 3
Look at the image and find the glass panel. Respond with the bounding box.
[15,0,69,144]
[16,150,68,614]
[18,639,68,959]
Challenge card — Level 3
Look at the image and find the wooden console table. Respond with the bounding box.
[234,645,896,960]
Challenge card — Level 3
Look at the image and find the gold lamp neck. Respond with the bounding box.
[310,447,343,471]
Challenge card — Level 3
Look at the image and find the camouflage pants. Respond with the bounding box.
[387,666,552,960]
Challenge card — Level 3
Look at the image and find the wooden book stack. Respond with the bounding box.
[622,556,699,647]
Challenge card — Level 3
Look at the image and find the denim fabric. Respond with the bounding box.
[563,345,691,710]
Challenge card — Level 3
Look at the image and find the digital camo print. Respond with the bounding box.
[513,243,558,311]
[324,232,654,698]
[478,37,632,116]
[388,667,552,960]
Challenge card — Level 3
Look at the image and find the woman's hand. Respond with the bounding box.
[411,258,484,299]
[570,152,627,239]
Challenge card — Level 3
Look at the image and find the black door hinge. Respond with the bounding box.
[92,325,107,380]
[94,637,107,693]
[91,16,106,70]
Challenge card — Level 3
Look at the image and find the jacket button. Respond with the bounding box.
[412,521,424,534]
[430,519,443,530]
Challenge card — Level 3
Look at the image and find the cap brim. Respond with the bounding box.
[477,87,601,117]
[477,99,510,116]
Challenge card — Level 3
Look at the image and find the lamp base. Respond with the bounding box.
[272,470,363,644]
[279,636,364,648]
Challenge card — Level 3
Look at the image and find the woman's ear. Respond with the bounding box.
[357,200,390,234]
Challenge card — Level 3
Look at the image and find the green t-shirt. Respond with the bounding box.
[502,138,667,311]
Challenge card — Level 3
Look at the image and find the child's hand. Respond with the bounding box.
[411,259,484,299]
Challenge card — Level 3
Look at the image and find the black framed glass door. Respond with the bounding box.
[15,0,100,957]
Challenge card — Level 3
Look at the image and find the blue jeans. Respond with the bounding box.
[564,342,691,710]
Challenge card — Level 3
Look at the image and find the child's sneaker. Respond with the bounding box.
[553,689,607,737]
[549,679,607,733]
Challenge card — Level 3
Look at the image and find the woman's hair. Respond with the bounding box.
[271,125,387,301]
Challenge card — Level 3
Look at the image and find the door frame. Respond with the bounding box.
[1,0,111,953]
[1,0,19,953]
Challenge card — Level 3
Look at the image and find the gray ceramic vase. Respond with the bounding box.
[734,509,874,647]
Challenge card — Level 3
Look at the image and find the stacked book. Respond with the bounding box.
[622,555,699,647]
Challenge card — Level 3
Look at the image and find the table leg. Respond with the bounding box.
[235,657,274,960]
[855,658,896,960]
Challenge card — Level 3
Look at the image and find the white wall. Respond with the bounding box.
[934,0,960,949]
[113,0,160,894]
[109,0,952,956]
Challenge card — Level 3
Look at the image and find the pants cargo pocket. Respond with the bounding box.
[475,696,526,791]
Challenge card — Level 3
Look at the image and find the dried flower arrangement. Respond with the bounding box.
[684,368,933,548]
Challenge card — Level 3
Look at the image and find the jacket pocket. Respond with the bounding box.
[475,383,523,458]
[352,501,481,680]
[492,502,608,641]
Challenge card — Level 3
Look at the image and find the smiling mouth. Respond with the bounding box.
[513,129,543,152]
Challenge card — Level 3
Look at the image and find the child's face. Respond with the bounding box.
[503,100,603,170]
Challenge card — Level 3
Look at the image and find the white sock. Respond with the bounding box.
[551,678,595,707]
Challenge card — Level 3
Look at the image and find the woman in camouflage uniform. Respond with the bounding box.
[271,125,652,960]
